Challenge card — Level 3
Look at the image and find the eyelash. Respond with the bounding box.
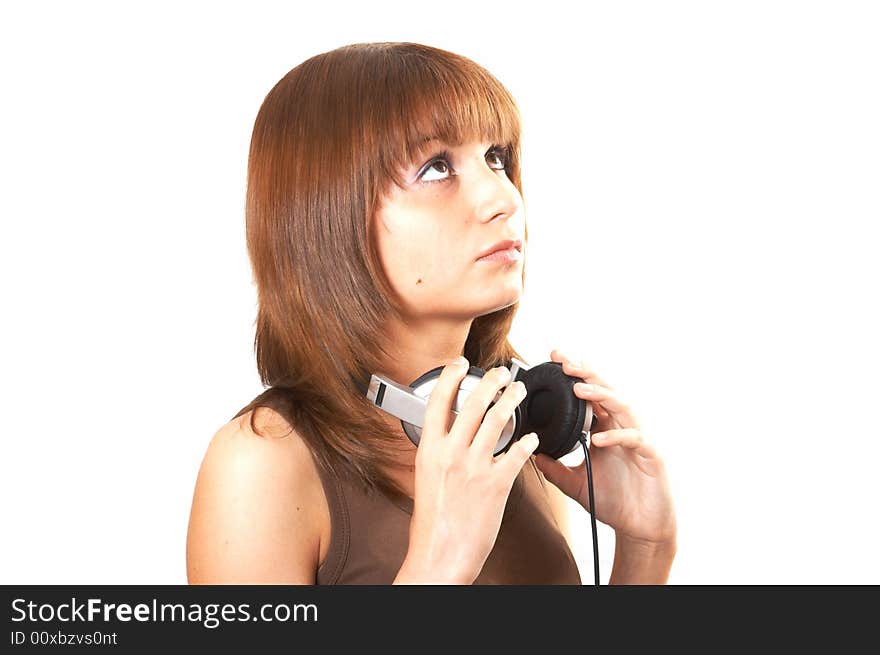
[418,145,511,185]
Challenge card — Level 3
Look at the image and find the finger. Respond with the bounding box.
[471,379,527,458]
[562,360,614,390]
[592,407,615,434]
[574,383,640,430]
[449,366,513,446]
[533,453,586,504]
[549,347,566,364]
[591,428,656,459]
[550,348,614,389]
[493,431,540,481]
[422,356,470,442]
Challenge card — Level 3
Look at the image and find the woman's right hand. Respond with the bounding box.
[397,356,538,585]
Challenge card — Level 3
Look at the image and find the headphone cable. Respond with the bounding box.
[579,431,600,587]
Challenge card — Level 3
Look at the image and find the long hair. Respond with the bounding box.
[232,42,530,503]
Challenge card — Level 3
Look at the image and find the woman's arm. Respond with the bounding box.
[544,461,676,584]
[608,534,677,585]
[534,349,678,585]
[186,414,325,584]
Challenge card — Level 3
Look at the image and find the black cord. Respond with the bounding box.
[579,431,600,587]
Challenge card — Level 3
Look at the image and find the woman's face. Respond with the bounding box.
[372,138,526,322]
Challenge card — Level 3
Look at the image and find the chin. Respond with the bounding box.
[475,286,522,317]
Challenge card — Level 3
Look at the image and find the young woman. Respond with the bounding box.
[186,42,677,585]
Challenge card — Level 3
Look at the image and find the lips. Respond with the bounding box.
[476,238,523,261]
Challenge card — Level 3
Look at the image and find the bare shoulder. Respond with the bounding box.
[186,407,328,584]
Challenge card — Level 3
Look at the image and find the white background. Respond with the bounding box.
[2,1,877,584]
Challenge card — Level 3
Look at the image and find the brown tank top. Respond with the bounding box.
[312,453,582,585]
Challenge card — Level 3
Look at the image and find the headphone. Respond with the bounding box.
[357,357,599,459]
[355,356,604,587]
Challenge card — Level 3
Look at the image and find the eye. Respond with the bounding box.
[419,150,454,184]
[486,146,510,171]
[418,145,511,185]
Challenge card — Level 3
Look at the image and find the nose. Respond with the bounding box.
[463,156,521,225]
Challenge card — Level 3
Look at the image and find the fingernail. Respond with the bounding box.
[575,382,594,392]
[455,356,469,367]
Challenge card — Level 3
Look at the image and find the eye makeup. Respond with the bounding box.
[415,144,511,185]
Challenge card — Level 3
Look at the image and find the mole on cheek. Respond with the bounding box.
[416,278,422,284]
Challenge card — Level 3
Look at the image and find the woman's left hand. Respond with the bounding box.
[533,348,677,548]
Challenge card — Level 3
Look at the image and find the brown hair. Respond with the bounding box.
[232,42,530,503]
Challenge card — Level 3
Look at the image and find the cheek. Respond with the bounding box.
[373,198,476,300]
[399,244,456,291]
[376,222,440,289]
[379,212,455,270]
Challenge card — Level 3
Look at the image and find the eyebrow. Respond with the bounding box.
[407,136,444,168]
[407,136,498,169]
[412,135,443,154]
[417,135,502,148]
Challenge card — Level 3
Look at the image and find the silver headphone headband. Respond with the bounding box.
[364,360,531,454]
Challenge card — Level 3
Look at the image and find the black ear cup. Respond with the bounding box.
[515,361,594,459]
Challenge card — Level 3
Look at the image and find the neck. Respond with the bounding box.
[372,313,474,468]
[379,314,473,387]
